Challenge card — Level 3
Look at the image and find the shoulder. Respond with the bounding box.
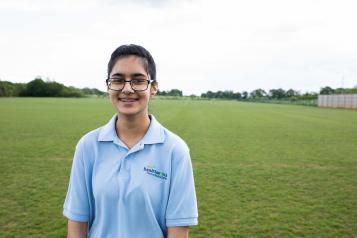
[76,114,117,149]
[161,126,190,159]
[160,126,194,174]
[76,126,103,149]
[151,114,190,157]
[72,126,105,167]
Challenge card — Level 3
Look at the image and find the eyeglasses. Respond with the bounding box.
[106,78,154,92]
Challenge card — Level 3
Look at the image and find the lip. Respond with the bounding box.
[118,98,139,102]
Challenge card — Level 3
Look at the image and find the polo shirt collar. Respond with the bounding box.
[141,114,165,144]
[98,114,165,145]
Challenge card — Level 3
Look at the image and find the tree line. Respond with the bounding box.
[201,86,357,100]
[0,78,106,97]
[319,86,357,95]
[2,78,356,99]
[0,78,185,98]
[156,89,183,97]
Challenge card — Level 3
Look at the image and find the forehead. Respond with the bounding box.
[110,56,147,75]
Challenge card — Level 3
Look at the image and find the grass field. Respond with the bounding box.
[0,97,357,238]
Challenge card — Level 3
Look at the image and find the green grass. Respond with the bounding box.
[1,97,357,237]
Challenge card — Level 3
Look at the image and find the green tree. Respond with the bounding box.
[286,89,299,98]
[0,81,14,96]
[250,88,267,98]
[168,89,182,96]
[21,78,48,96]
[241,91,248,100]
[47,81,65,96]
[233,92,241,100]
[269,88,286,99]
[320,86,335,95]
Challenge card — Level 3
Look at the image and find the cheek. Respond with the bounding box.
[109,93,118,102]
[138,92,151,100]
[143,94,151,102]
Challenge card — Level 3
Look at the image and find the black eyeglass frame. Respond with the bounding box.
[106,78,155,92]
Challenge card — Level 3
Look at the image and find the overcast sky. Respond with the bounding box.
[1,0,356,95]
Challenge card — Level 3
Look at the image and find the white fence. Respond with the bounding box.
[318,94,357,109]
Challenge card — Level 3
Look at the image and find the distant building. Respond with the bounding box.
[318,94,357,109]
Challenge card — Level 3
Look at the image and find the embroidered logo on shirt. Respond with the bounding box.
[144,165,167,180]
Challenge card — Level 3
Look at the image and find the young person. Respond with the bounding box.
[63,44,198,238]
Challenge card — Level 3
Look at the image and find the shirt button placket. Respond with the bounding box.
[118,152,129,178]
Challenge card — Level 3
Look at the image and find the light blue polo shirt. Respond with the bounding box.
[63,114,198,237]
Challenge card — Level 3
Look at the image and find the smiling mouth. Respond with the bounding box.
[119,98,139,102]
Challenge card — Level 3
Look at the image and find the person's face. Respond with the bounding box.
[108,56,158,117]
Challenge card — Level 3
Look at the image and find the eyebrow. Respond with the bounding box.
[111,73,147,78]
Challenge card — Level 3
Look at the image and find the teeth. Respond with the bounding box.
[120,98,137,102]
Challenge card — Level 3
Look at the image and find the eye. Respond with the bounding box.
[110,78,125,84]
[132,79,147,85]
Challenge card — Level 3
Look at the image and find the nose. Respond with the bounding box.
[122,80,134,94]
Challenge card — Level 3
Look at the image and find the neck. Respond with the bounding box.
[115,112,151,148]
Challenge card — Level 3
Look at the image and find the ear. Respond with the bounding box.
[150,81,158,96]
[106,85,111,96]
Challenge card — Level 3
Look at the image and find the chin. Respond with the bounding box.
[117,107,146,117]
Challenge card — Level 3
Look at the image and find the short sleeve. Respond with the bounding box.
[166,146,198,227]
[63,140,90,222]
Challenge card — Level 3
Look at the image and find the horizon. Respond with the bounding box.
[2,77,356,96]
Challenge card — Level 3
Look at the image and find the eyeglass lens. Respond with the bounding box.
[108,79,149,91]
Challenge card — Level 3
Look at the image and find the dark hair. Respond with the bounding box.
[107,44,156,82]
